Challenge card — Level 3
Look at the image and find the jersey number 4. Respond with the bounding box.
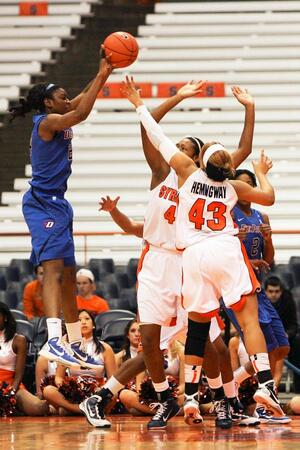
[189,198,227,231]
[164,205,176,224]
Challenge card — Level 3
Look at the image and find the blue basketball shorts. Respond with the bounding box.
[22,189,75,266]
[222,292,289,353]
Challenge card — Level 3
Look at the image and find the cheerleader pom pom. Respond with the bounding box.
[40,375,56,393]
[238,376,258,408]
[59,376,98,404]
[138,376,178,406]
[0,382,17,417]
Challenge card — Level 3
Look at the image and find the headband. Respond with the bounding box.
[45,83,55,91]
[185,136,203,153]
[202,143,226,167]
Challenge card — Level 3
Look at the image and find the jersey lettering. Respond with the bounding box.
[159,185,179,204]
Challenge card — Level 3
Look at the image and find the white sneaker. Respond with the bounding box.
[183,393,203,425]
[39,337,80,368]
[253,382,285,417]
[254,405,291,424]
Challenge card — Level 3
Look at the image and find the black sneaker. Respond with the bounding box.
[147,398,180,430]
[214,398,232,429]
[253,381,285,417]
[229,397,260,427]
[79,394,111,428]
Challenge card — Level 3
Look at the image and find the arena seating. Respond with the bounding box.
[0,0,94,109]
[0,0,299,265]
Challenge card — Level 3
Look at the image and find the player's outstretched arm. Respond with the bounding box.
[230,86,255,169]
[122,76,197,183]
[140,81,205,189]
[99,196,143,238]
[230,149,274,206]
[42,49,113,133]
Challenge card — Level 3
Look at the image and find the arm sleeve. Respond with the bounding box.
[136,105,179,164]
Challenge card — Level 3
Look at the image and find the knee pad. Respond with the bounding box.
[185,319,211,358]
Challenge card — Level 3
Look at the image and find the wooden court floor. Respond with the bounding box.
[1,415,300,450]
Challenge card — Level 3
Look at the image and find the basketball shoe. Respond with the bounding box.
[79,394,111,428]
[147,397,180,429]
[183,393,203,425]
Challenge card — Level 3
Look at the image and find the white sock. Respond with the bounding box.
[207,375,222,390]
[66,321,82,343]
[104,376,125,396]
[234,366,252,385]
[46,318,62,340]
[185,364,202,384]
[153,379,169,393]
[250,353,270,373]
[223,380,237,399]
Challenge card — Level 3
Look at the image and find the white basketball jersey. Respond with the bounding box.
[176,169,238,249]
[143,169,179,251]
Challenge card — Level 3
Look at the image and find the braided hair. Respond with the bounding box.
[9,83,60,121]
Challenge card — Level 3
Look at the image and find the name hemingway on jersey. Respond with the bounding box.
[191,182,226,199]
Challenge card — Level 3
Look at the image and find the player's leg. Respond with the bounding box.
[234,294,285,417]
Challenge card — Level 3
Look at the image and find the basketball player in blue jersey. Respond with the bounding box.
[223,169,290,423]
[9,51,113,369]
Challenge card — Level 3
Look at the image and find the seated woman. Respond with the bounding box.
[115,319,141,368]
[0,302,49,416]
[119,336,185,415]
[42,309,116,415]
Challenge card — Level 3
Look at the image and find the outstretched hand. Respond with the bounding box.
[231,86,254,107]
[252,149,273,175]
[177,80,206,99]
[99,195,120,213]
[120,76,144,108]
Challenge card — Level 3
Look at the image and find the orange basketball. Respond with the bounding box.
[103,31,139,68]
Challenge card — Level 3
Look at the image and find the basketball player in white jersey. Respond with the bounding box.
[80,80,256,429]
[122,76,284,426]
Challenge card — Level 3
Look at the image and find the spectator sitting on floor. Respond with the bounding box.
[42,309,116,415]
[0,302,49,416]
[265,275,300,392]
[23,264,44,320]
[76,268,109,314]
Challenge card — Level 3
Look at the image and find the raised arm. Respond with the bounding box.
[99,196,143,238]
[69,77,95,111]
[230,86,255,169]
[122,77,197,185]
[40,53,113,136]
[230,150,275,206]
[140,81,206,188]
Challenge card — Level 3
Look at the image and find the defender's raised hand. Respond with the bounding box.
[231,86,254,108]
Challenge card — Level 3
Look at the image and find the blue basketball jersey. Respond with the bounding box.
[29,113,73,195]
[233,206,264,261]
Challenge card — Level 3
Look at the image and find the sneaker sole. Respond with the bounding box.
[264,417,292,424]
[39,348,81,368]
[184,406,203,425]
[253,392,284,418]
[237,419,260,427]
[215,421,233,429]
[79,402,111,428]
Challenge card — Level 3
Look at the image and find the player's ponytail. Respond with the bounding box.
[206,159,235,182]
[202,142,235,181]
[9,82,59,121]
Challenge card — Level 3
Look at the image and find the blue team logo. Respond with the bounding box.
[43,220,55,229]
